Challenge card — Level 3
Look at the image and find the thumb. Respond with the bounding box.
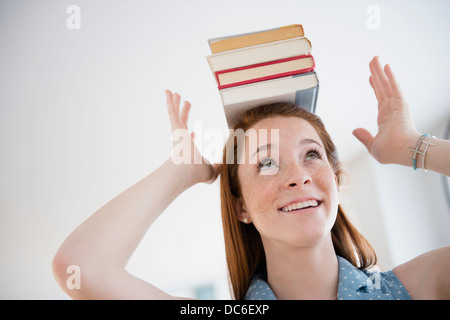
[352,128,374,152]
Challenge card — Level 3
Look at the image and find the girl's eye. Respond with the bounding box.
[305,149,323,161]
[257,157,278,171]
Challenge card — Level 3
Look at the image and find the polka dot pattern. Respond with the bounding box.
[245,256,412,300]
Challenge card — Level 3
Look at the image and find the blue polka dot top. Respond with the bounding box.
[245,256,412,300]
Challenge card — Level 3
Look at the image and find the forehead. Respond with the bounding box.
[249,116,322,146]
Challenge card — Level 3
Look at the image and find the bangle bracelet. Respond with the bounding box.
[408,134,436,171]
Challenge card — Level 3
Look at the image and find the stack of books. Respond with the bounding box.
[206,24,319,128]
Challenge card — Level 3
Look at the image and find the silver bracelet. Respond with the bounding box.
[408,134,436,171]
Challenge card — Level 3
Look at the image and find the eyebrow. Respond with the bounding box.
[251,138,322,159]
[251,144,272,159]
[300,138,322,148]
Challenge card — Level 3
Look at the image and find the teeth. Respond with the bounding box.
[281,200,318,212]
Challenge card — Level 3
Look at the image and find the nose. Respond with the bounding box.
[284,162,311,189]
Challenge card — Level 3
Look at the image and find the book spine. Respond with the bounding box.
[295,85,319,114]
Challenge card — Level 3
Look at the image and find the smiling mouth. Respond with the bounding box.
[278,200,322,213]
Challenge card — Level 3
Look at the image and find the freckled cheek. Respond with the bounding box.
[240,178,277,215]
[315,169,339,202]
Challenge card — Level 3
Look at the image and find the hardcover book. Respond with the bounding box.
[206,37,312,72]
[220,72,319,128]
[208,24,305,54]
[214,55,315,90]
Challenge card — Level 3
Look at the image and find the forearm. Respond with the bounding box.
[54,157,198,270]
[422,137,450,177]
[399,132,450,177]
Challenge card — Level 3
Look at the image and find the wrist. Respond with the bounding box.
[164,157,199,191]
[166,156,214,188]
[399,130,423,167]
[406,133,438,171]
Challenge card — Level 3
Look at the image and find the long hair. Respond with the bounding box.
[219,103,377,300]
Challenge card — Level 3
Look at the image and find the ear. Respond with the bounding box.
[334,174,341,205]
[234,196,250,222]
[334,173,339,190]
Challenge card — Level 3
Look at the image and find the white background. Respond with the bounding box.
[1,0,449,299]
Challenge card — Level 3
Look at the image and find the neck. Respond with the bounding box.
[262,234,338,300]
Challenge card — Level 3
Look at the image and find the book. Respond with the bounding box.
[214,54,315,90]
[206,24,319,128]
[208,24,304,54]
[206,37,312,72]
[220,71,319,128]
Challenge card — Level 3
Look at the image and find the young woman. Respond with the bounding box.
[52,56,450,300]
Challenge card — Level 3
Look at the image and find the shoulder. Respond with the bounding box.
[337,256,411,300]
[367,269,411,299]
[245,275,276,300]
[392,246,450,299]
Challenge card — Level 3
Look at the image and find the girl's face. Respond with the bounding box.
[236,116,339,248]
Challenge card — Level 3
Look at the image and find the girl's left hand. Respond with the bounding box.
[352,56,421,165]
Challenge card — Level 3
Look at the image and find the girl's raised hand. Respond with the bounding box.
[352,56,420,165]
[165,90,221,184]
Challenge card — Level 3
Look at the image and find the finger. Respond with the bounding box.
[179,100,191,128]
[352,128,374,152]
[213,163,222,178]
[212,163,222,172]
[369,76,383,107]
[165,90,178,124]
[165,89,173,109]
[370,56,393,98]
[384,64,403,99]
[369,59,386,102]
[173,92,181,116]
[206,163,223,184]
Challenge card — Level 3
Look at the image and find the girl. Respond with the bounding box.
[52,56,450,300]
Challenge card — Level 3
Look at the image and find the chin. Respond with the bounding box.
[288,228,332,248]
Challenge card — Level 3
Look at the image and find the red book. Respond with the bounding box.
[215,55,315,90]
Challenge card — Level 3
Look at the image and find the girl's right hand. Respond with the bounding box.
[165,90,221,184]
